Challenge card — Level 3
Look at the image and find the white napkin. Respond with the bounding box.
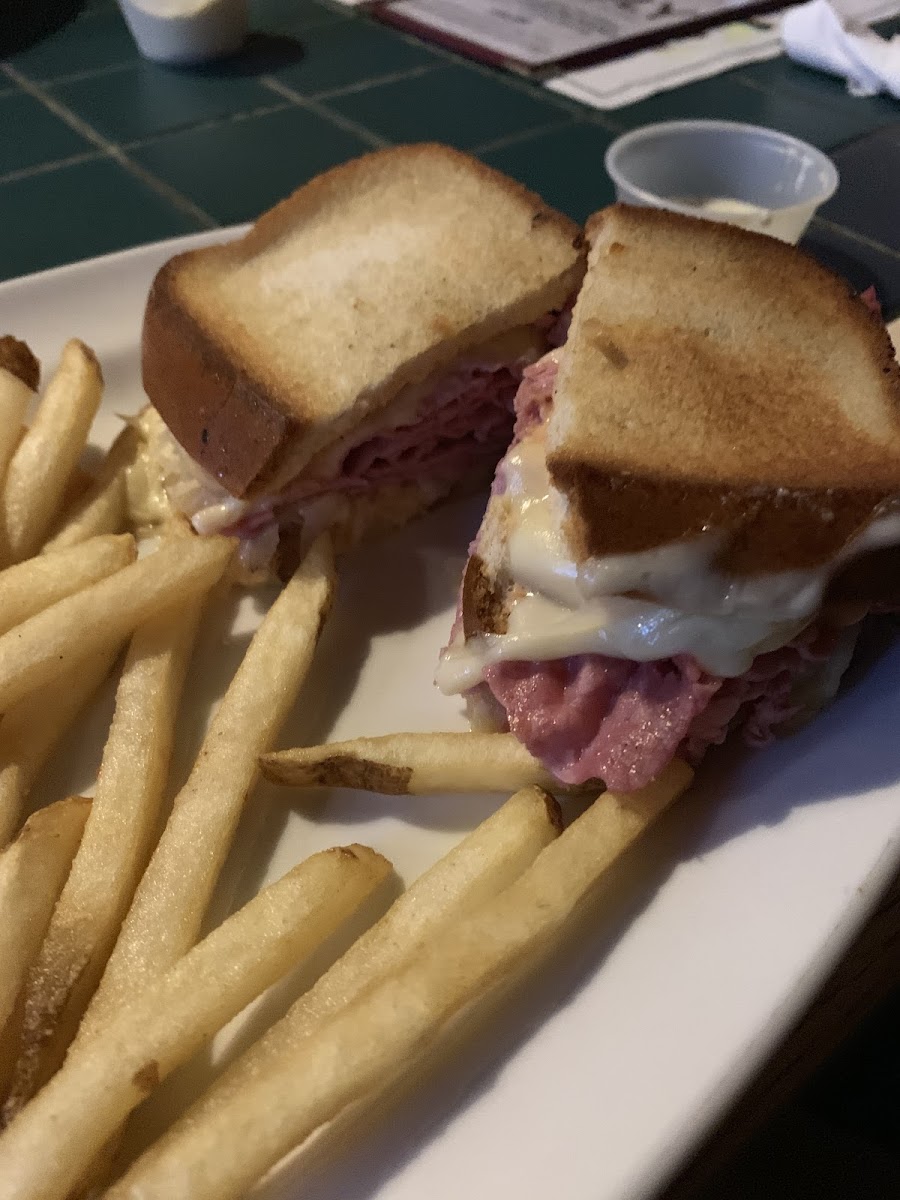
[782,0,900,97]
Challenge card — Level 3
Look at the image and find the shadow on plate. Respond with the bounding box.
[277,491,486,751]
[678,619,900,859]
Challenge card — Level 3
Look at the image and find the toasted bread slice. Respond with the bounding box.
[546,205,900,573]
[143,144,584,499]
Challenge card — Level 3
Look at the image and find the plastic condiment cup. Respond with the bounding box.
[604,120,839,244]
[116,0,247,65]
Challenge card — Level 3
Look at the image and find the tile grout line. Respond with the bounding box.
[732,72,836,107]
[42,61,138,90]
[471,116,578,157]
[367,13,589,118]
[0,149,108,186]
[310,61,439,101]
[117,100,295,151]
[581,107,628,134]
[19,11,355,90]
[732,64,900,125]
[261,76,391,148]
[379,13,626,133]
[811,217,900,266]
[0,62,220,229]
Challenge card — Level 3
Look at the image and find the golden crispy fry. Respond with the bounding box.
[0,533,134,639]
[0,534,233,714]
[76,534,336,1040]
[115,785,562,1169]
[0,845,391,1200]
[42,425,139,552]
[0,369,32,515]
[2,596,205,1118]
[0,647,120,848]
[44,469,126,551]
[262,731,574,794]
[2,340,103,562]
[108,762,692,1200]
[0,798,90,1096]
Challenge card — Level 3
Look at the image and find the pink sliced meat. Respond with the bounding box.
[483,623,844,792]
[226,360,524,540]
[338,364,519,487]
[859,285,882,318]
[681,623,841,760]
[487,355,560,502]
[484,654,720,791]
[512,354,559,439]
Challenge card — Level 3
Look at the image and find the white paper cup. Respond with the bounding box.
[604,120,839,244]
[117,0,247,65]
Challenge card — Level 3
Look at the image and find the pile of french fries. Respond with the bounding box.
[0,337,694,1199]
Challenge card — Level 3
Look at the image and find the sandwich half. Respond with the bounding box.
[135,143,586,573]
[436,204,900,790]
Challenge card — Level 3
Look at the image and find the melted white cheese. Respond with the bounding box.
[436,434,900,690]
[132,408,251,534]
[436,592,807,691]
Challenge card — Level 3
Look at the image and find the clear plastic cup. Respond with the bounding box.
[604,120,839,244]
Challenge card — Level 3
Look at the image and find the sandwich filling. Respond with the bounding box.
[136,327,558,573]
[436,354,900,790]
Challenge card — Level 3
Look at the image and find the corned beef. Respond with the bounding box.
[512,354,559,441]
[680,623,842,760]
[859,286,882,318]
[482,622,846,791]
[227,360,523,541]
[484,654,719,791]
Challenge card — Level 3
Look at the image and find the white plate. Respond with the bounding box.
[2,235,900,1200]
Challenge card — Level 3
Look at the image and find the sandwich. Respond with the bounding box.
[135,144,586,574]
[436,205,900,791]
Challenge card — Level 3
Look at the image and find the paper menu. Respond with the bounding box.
[375,0,785,69]
[549,0,900,110]
[548,20,782,108]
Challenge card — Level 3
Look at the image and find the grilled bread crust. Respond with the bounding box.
[547,204,900,574]
[142,144,585,499]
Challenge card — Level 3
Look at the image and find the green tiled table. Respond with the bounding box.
[2,3,899,1195]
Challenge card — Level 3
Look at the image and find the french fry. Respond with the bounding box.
[262,731,574,794]
[42,425,139,552]
[0,532,135,639]
[2,340,103,562]
[0,534,233,714]
[0,337,39,392]
[2,596,205,1118]
[0,366,32,508]
[115,785,562,1168]
[44,469,127,551]
[0,646,120,848]
[0,798,90,1093]
[108,762,692,1200]
[76,534,335,1040]
[0,845,391,1200]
